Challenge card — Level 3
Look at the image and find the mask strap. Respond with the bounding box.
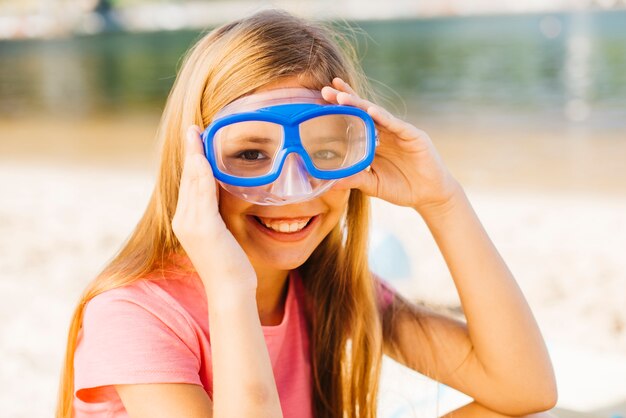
[214,88,327,119]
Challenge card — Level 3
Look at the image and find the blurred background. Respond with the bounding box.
[1,1,625,417]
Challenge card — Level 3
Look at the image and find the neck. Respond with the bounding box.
[253,264,290,326]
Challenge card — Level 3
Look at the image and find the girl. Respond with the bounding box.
[56,9,557,418]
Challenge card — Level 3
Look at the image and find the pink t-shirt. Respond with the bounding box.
[73,262,395,417]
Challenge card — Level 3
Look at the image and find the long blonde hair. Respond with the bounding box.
[56,9,431,418]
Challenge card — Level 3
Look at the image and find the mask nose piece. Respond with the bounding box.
[269,153,312,198]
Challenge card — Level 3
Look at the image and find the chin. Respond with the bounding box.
[251,248,312,271]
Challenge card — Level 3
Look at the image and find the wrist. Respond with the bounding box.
[414,179,466,220]
[206,283,257,313]
[194,260,258,297]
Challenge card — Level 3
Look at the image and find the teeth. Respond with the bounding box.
[258,217,312,233]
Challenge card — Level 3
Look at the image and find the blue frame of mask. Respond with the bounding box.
[201,103,378,187]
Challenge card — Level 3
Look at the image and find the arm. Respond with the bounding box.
[322,78,557,416]
[203,283,283,417]
[174,125,283,417]
[115,287,280,418]
[443,401,558,418]
[115,384,213,418]
[113,126,283,418]
[383,279,557,416]
[417,186,557,415]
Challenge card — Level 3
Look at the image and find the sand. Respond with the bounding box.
[1,116,625,417]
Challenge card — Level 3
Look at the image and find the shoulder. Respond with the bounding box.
[80,277,203,363]
[371,272,396,312]
[84,280,148,310]
[75,279,203,403]
[81,281,151,329]
[84,270,202,332]
[84,280,181,328]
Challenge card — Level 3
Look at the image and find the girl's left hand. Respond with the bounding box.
[321,77,462,215]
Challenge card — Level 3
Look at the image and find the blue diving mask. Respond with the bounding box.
[201,87,378,206]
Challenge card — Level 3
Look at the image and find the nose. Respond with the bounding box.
[268,153,312,198]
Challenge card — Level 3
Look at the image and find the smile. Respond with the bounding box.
[256,216,313,233]
[249,214,320,242]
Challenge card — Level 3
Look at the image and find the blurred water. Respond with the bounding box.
[359,11,626,117]
[1,10,625,129]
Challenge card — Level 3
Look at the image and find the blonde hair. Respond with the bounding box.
[56,8,433,417]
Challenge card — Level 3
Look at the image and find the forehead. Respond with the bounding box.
[253,76,318,92]
[214,88,330,119]
[214,75,329,118]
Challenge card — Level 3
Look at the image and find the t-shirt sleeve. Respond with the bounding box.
[74,286,202,403]
[373,274,396,311]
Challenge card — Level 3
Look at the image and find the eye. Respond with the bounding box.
[312,150,341,160]
[236,150,268,161]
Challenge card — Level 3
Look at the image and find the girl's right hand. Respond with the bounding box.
[172,125,257,299]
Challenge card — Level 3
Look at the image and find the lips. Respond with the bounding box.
[255,216,313,233]
[249,214,319,241]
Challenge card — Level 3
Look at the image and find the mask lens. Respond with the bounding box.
[299,114,368,171]
[213,121,283,178]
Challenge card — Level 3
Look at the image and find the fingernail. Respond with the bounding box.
[338,91,351,100]
[186,126,197,141]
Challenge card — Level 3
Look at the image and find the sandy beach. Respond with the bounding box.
[1,116,625,417]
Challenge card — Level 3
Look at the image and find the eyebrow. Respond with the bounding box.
[229,136,277,144]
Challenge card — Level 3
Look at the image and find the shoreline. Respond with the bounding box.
[2,115,625,196]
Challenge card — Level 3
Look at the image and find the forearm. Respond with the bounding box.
[443,401,557,418]
[206,286,283,418]
[418,186,556,400]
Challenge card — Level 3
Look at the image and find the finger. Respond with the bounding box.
[330,169,379,197]
[321,85,340,103]
[335,90,378,111]
[367,106,424,142]
[184,125,204,157]
[322,83,426,149]
[320,85,419,145]
[184,126,215,198]
[321,78,369,102]
[321,86,385,128]
[320,78,357,102]
[192,153,220,217]
[179,125,207,207]
[181,125,205,184]
[332,77,358,96]
[185,126,220,214]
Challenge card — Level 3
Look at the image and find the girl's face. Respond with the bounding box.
[218,185,349,272]
[217,78,351,273]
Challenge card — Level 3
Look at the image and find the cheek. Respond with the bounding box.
[319,189,351,230]
[324,189,351,212]
[217,187,249,232]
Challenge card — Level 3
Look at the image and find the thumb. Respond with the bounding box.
[185,125,205,157]
[182,124,213,185]
[185,125,221,207]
